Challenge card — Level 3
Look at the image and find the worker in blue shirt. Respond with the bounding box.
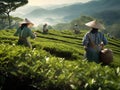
[82,20,108,63]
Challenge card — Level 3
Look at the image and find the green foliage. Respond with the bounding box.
[0,16,23,30]
[0,0,28,28]
[1,0,28,12]
[53,23,71,30]
[106,24,120,38]
[0,44,120,90]
[0,29,120,90]
[0,2,6,15]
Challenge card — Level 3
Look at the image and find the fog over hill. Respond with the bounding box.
[11,0,120,26]
[11,4,72,25]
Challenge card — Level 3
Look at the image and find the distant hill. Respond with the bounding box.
[22,0,120,25]
[93,10,120,25]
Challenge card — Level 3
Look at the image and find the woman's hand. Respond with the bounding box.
[34,32,37,37]
[84,46,88,51]
[100,42,104,50]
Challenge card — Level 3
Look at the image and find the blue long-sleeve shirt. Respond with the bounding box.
[82,31,108,47]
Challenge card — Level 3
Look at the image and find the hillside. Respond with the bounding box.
[93,10,120,25]
[22,0,120,25]
[0,29,120,90]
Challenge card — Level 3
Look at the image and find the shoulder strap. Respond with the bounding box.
[20,27,25,37]
[88,33,97,49]
[98,32,104,42]
[88,33,94,44]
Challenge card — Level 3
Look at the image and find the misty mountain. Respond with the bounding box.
[22,0,120,25]
[60,0,120,21]
[11,5,41,17]
[94,10,120,25]
[26,8,49,18]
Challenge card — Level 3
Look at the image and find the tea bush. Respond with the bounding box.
[0,29,120,90]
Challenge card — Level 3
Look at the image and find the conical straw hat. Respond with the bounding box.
[20,18,34,26]
[85,20,105,30]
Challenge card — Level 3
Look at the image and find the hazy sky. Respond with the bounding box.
[28,0,92,6]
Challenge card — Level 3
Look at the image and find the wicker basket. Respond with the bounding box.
[100,48,113,65]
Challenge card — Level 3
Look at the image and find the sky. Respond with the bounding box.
[28,0,92,6]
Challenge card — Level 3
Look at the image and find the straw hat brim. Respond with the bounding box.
[20,18,34,26]
[85,20,105,30]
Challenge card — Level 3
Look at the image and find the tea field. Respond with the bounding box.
[0,29,120,90]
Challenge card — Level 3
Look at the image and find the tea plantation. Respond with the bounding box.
[0,29,120,90]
